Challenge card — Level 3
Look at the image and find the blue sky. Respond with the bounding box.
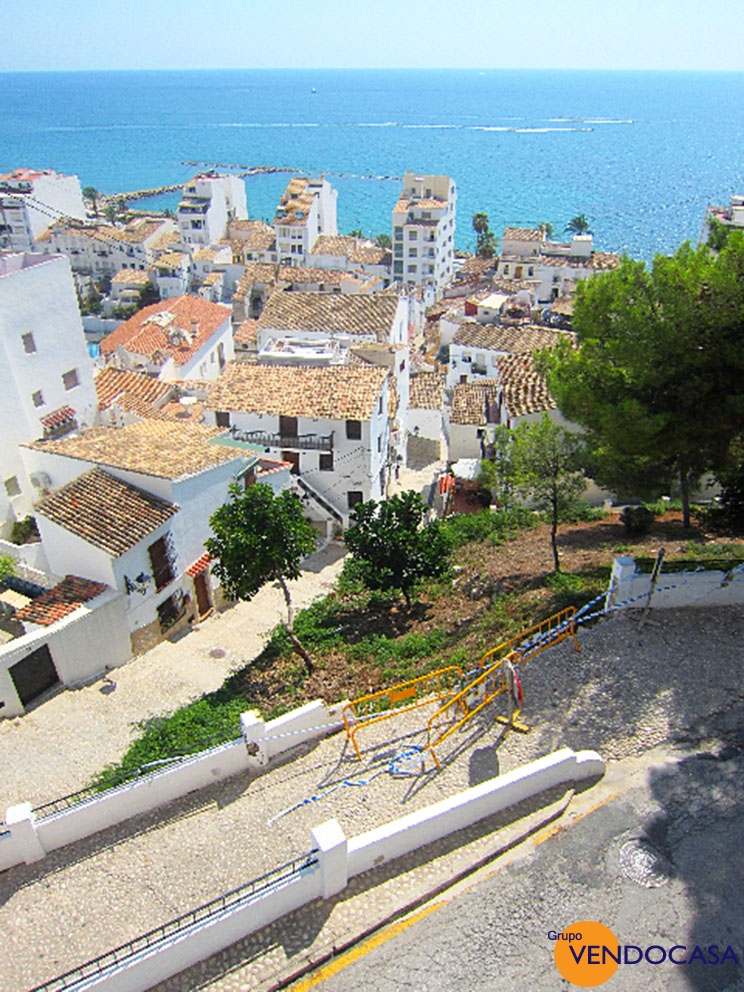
[4,0,743,72]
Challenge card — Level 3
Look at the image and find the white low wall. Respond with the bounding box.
[0,538,49,573]
[347,747,603,876]
[1,699,343,872]
[32,747,604,992]
[606,556,744,612]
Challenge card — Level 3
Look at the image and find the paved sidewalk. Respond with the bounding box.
[0,542,347,809]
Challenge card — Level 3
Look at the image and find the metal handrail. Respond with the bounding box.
[231,427,334,451]
[28,851,319,992]
[32,732,242,820]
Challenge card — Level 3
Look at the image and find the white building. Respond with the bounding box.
[40,216,177,279]
[21,420,259,652]
[408,372,446,465]
[0,253,98,534]
[99,295,234,381]
[701,194,744,243]
[497,227,620,303]
[273,177,338,266]
[206,362,391,532]
[392,172,456,297]
[446,322,572,388]
[0,168,86,251]
[178,173,248,247]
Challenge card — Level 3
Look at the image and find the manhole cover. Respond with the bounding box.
[209,648,226,659]
[618,838,671,887]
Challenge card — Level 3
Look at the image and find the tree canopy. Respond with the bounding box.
[511,415,586,572]
[344,490,452,606]
[565,214,592,236]
[206,482,317,671]
[543,234,744,527]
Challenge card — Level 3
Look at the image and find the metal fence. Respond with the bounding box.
[28,850,319,992]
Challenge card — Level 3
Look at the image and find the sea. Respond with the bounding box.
[1,68,743,262]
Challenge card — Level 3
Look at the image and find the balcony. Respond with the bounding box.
[230,427,334,452]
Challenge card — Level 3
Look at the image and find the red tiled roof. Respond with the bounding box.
[186,553,211,577]
[95,367,173,410]
[100,296,231,366]
[35,468,179,556]
[16,575,108,627]
[40,405,76,429]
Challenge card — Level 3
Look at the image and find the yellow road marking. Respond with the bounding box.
[288,902,444,990]
[533,791,621,846]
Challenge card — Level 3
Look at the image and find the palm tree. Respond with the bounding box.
[540,221,554,239]
[472,212,490,236]
[565,214,592,236]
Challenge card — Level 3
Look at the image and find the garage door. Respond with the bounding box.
[9,644,60,707]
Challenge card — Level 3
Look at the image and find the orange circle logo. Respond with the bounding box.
[554,921,620,987]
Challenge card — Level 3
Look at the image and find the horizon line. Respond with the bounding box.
[2,66,743,75]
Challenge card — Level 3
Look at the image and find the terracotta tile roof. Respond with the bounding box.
[115,219,170,244]
[202,271,223,286]
[451,382,500,426]
[308,234,357,257]
[155,250,188,268]
[503,227,544,242]
[95,367,173,410]
[27,420,243,480]
[112,269,152,286]
[234,319,259,346]
[40,405,76,429]
[193,246,220,261]
[99,296,231,366]
[16,575,109,627]
[152,230,180,252]
[186,552,211,577]
[207,361,388,420]
[114,392,172,421]
[35,469,179,556]
[228,220,276,251]
[278,265,344,285]
[538,252,621,271]
[257,457,293,476]
[158,397,205,424]
[394,198,447,213]
[256,292,399,343]
[459,256,498,278]
[274,179,315,226]
[349,242,389,265]
[232,264,279,302]
[452,322,574,353]
[497,354,555,418]
[410,372,445,410]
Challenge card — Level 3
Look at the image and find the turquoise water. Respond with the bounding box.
[1,69,743,260]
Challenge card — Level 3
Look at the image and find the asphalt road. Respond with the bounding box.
[308,745,744,992]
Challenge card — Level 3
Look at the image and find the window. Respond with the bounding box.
[22,333,36,354]
[393,261,403,274]
[31,390,44,408]
[347,491,363,509]
[319,452,334,471]
[399,360,406,372]
[4,476,21,498]
[394,227,403,241]
[378,396,383,415]
[346,419,361,440]
[215,411,230,428]
[62,368,79,391]
[377,435,382,452]
[157,590,186,632]
[148,533,177,591]
[408,264,417,273]
[408,248,417,257]
[408,230,417,240]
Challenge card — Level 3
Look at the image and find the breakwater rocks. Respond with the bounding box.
[102,184,185,203]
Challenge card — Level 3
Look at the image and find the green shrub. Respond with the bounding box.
[620,505,656,535]
[9,516,39,545]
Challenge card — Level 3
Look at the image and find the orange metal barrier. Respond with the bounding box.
[342,666,464,760]
[426,654,513,769]
[477,607,579,671]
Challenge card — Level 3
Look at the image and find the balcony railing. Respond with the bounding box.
[231,427,334,452]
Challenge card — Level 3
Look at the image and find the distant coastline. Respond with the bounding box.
[1,68,742,260]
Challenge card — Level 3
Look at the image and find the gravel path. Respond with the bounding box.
[2,604,743,991]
